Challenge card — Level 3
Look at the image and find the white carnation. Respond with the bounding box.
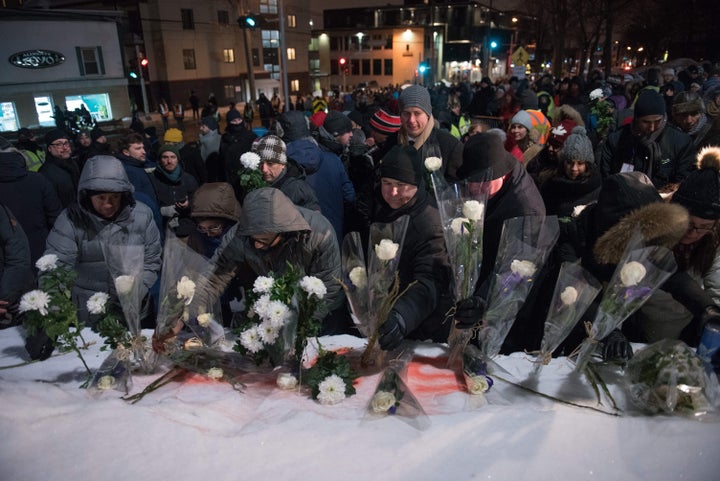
[253,276,274,294]
[114,275,135,296]
[299,276,327,299]
[510,259,537,278]
[97,375,116,390]
[371,391,396,413]
[317,374,347,405]
[349,266,367,289]
[450,217,470,235]
[86,292,110,315]
[276,372,299,390]
[560,286,578,306]
[589,88,605,101]
[375,238,399,261]
[424,156,442,172]
[620,261,646,287]
[19,289,51,316]
[462,200,484,221]
[35,254,58,272]
[240,151,262,170]
[176,276,196,305]
[197,313,213,327]
[240,326,264,353]
[207,367,224,380]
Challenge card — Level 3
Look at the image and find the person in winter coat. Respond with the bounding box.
[163,128,207,186]
[219,108,257,194]
[0,204,34,329]
[278,111,355,245]
[39,129,80,208]
[670,91,720,151]
[43,155,162,328]
[372,145,453,350]
[153,188,344,348]
[254,135,320,211]
[505,110,545,165]
[0,140,62,265]
[599,90,695,189]
[198,116,222,181]
[396,85,464,181]
[151,144,199,237]
[14,128,45,172]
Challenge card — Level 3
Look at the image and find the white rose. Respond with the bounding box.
[276,372,299,390]
[589,88,605,101]
[97,375,116,390]
[299,276,327,299]
[114,275,135,296]
[510,259,537,278]
[240,151,261,170]
[620,261,646,287]
[560,286,579,306]
[176,276,196,304]
[375,239,399,261]
[462,200,484,221]
[197,313,212,327]
[424,156,442,172]
[86,292,110,315]
[450,217,470,236]
[252,276,274,294]
[35,254,58,272]
[371,391,396,413]
[468,375,490,395]
[349,266,367,289]
[207,367,224,380]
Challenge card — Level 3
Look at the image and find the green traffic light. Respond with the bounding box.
[129,71,138,79]
[490,41,498,49]
[245,17,256,28]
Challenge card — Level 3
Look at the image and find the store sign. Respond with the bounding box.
[9,50,65,69]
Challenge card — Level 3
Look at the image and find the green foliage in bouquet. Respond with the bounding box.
[304,346,357,401]
[238,151,268,193]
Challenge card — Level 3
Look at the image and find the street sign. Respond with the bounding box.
[512,47,529,66]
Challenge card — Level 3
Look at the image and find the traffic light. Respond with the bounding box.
[128,58,138,79]
[490,40,498,49]
[418,61,429,74]
[140,58,149,68]
[339,57,347,68]
[238,14,257,29]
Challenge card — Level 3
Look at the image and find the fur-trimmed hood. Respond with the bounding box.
[594,202,689,265]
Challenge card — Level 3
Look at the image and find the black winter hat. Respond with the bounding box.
[45,128,70,146]
[673,146,720,220]
[458,132,517,180]
[596,171,661,234]
[380,145,422,186]
[278,110,310,142]
[200,116,219,131]
[323,111,352,137]
[90,126,106,142]
[634,90,666,118]
[226,109,243,123]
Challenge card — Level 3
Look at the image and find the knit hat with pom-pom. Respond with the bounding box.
[672,146,720,219]
[558,126,595,164]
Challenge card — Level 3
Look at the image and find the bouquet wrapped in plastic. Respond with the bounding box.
[449,215,559,363]
[88,348,132,395]
[574,235,677,372]
[626,339,720,418]
[533,262,601,374]
[462,344,494,395]
[366,353,430,430]
[340,215,409,367]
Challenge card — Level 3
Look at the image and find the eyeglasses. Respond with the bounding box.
[49,140,71,148]
[197,224,224,234]
[688,222,716,234]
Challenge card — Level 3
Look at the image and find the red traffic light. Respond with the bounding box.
[338,57,346,66]
[140,58,149,67]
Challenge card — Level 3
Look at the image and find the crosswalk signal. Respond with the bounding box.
[238,14,257,29]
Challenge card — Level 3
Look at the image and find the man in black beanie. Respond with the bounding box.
[219,106,257,192]
[372,145,453,350]
[599,89,695,188]
[39,129,80,208]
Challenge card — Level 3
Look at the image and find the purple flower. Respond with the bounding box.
[624,286,652,302]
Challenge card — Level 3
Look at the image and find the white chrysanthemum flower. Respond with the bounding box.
[510,259,537,278]
[86,292,110,315]
[19,289,51,316]
[589,88,605,101]
[572,204,588,218]
[97,375,116,390]
[620,261,646,287]
[252,294,272,319]
[240,151,262,170]
[300,276,327,299]
[468,375,490,395]
[266,300,291,328]
[176,276,196,304]
[207,367,224,380]
[276,373,299,390]
[450,217,470,236]
[349,266,367,289]
[375,238,399,261]
[462,200,484,221]
[253,276,274,294]
[197,313,213,327]
[114,275,135,296]
[424,156,442,172]
[371,391,396,413]
[35,254,58,272]
[258,320,280,344]
[560,286,579,306]
[317,374,347,405]
[240,326,264,353]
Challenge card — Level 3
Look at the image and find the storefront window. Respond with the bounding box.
[64,93,112,121]
[34,96,55,127]
[0,102,19,132]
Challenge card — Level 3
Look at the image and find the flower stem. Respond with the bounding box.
[123,367,186,404]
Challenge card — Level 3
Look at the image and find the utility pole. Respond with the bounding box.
[134,44,150,120]
[278,0,290,113]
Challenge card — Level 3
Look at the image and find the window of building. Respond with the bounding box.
[372,34,383,51]
[287,14,296,28]
[385,35,393,49]
[183,49,196,70]
[362,59,370,75]
[263,63,280,80]
[373,58,382,75]
[309,58,320,73]
[251,48,260,67]
[224,84,235,100]
[181,9,195,30]
[0,101,19,132]
[291,79,299,91]
[259,0,277,14]
[261,30,279,48]
[76,47,104,76]
[350,59,359,76]
[217,10,229,25]
[65,93,111,122]
[223,48,235,63]
[384,58,393,75]
[309,37,319,51]
[287,48,296,61]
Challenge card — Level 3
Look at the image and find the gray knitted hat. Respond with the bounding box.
[399,85,432,116]
[559,126,594,164]
[510,110,533,131]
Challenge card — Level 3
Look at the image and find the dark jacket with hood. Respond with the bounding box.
[39,151,80,208]
[116,151,163,238]
[220,124,257,186]
[0,147,62,263]
[540,168,602,218]
[269,159,321,212]
[44,156,162,326]
[151,162,199,236]
[0,204,34,309]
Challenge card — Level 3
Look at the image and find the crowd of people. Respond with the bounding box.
[2,61,720,369]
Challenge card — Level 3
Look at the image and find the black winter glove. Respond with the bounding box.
[25,330,56,361]
[454,296,486,329]
[378,310,406,351]
[601,329,633,363]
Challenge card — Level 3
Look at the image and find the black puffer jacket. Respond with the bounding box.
[540,168,602,218]
[0,204,34,308]
[39,152,80,208]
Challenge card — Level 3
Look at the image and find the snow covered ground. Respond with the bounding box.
[0,326,718,481]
